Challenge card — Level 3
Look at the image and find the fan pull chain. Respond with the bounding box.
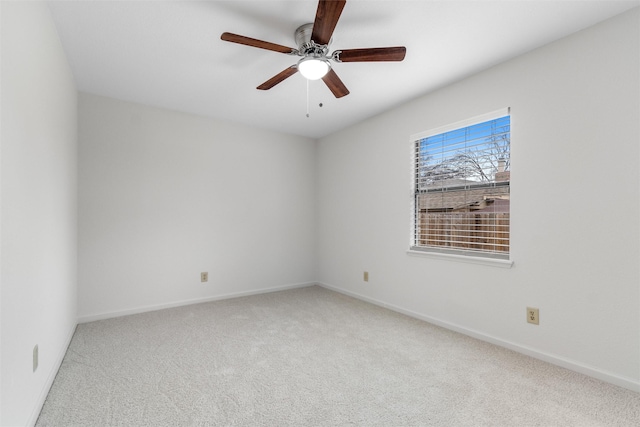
[306,79,310,118]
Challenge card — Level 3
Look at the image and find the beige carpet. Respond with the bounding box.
[36,286,640,426]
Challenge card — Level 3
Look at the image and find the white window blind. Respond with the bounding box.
[411,109,511,260]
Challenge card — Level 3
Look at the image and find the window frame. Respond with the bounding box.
[408,108,513,267]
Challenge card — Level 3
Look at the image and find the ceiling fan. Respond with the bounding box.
[221,0,406,98]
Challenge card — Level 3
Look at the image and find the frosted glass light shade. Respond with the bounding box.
[298,58,330,80]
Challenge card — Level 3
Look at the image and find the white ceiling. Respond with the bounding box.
[48,0,639,139]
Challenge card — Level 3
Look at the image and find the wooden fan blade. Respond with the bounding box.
[322,68,349,98]
[311,0,347,45]
[257,66,298,90]
[221,32,295,54]
[336,47,406,62]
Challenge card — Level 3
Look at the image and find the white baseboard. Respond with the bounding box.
[318,282,640,393]
[78,282,316,324]
[27,323,77,427]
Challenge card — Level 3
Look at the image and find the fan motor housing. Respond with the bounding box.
[295,23,330,57]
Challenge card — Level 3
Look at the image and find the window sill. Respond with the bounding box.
[406,249,514,268]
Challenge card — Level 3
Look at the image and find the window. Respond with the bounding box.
[411,109,510,260]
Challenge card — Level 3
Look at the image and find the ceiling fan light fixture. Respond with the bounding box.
[297,57,330,80]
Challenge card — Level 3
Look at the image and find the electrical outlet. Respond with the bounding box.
[363,271,369,282]
[201,272,208,283]
[527,307,539,325]
[33,345,38,372]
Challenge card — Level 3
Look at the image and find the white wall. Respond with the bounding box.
[1,2,78,426]
[317,8,640,390]
[78,94,316,321]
